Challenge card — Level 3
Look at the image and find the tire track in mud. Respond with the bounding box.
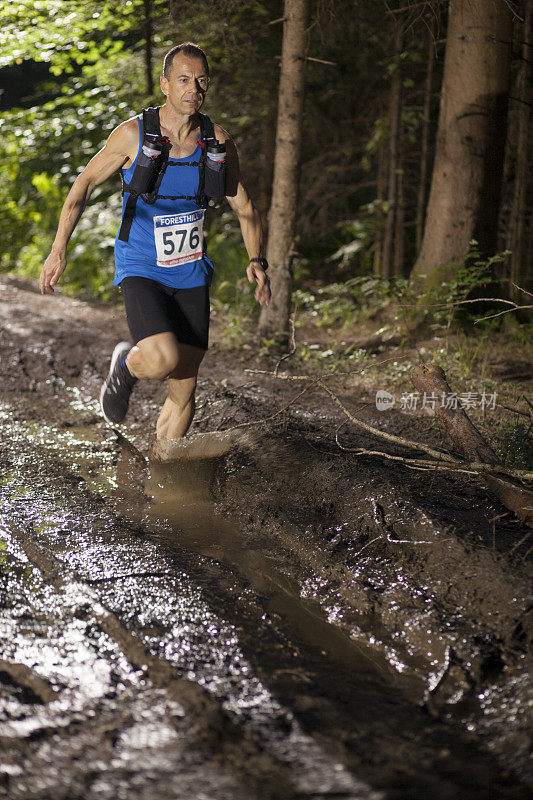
[0,519,249,800]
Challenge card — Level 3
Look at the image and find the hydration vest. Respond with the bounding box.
[118,107,223,243]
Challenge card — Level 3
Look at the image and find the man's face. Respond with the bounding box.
[160,56,209,114]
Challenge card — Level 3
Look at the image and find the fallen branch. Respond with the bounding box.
[335,438,533,481]
[245,368,458,463]
[475,304,533,323]
[0,660,59,704]
[412,364,533,528]
[343,330,403,354]
[244,365,533,528]
[274,314,297,375]
[512,282,533,299]
[397,289,533,324]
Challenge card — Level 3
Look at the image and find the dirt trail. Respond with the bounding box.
[0,275,531,799]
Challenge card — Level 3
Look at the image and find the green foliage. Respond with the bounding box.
[0,0,281,300]
[207,209,258,347]
[0,1,169,72]
[494,419,533,470]
[447,241,510,297]
[427,242,512,330]
[208,210,256,311]
[293,275,405,331]
[330,201,387,273]
[438,327,497,383]
[0,0,174,296]
[0,0,524,314]
[215,305,254,349]
[0,89,133,293]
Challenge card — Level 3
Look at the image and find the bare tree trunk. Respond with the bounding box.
[381,22,403,279]
[411,0,513,289]
[393,158,405,276]
[415,18,435,254]
[258,0,309,340]
[143,0,154,97]
[257,98,277,225]
[508,0,533,301]
[374,135,387,276]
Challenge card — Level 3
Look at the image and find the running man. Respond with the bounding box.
[39,42,270,440]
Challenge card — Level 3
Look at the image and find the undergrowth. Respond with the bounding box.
[212,252,532,469]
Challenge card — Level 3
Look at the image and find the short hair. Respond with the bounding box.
[163,43,210,79]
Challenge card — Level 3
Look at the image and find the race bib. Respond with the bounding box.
[153,210,204,267]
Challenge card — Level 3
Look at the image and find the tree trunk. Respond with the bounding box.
[257,98,277,225]
[381,22,403,279]
[411,0,513,289]
[258,0,309,340]
[374,134,387,276]
[508,0,533,300]
[393,149,405,276]
[415,18,435,254]
[143,0,154,97]
[411,364,533,528]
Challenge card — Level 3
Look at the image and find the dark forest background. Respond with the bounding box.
[1,0,532,329]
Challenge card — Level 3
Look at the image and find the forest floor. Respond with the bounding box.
[0,272,531,800]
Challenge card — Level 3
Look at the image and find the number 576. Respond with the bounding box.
[162,226,200,255]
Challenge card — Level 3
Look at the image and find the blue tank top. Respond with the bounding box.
[113,116,214,289]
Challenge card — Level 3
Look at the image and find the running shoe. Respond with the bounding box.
[100,341,137,424]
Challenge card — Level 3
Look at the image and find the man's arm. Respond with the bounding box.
[218,128,271,308]
[39,120,138,294]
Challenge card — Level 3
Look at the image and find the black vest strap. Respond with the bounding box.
[166,161,201,167]
[195,112,215,208]
[143,106,161,137]
[199,112,215,141]
[118,107,164,242]
[118,193,139,243]
[118,108,214,243]
[156,194,196,201]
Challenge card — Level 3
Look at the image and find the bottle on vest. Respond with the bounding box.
[204,140,226,199]
[133,133,171,196]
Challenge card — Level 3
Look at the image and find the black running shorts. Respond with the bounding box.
[120,277,210,351]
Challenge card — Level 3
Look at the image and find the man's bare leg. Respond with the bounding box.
[126,332,180,381]
[156,343,205,440]
[114,333,204,438]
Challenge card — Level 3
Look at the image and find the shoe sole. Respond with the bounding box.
[100,341,131,424]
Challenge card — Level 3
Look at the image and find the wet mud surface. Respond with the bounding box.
[0,275,531,798]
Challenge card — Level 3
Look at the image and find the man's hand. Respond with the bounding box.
[40,249,66,294]
[247,262,271,307]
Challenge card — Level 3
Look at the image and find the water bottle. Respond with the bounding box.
[204,141,226,198]
[130,134,169,197]
[142,138,163,159]
[206,141,226,164]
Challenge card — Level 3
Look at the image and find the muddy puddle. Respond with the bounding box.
[0,277,531,798]
[0,396,530,799]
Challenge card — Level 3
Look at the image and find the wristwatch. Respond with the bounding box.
[249,257,269,271]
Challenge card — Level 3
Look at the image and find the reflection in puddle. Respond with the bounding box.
[111,444,401,683]
[0,411,373,798]
[0,402,422,686]
[0,400,418,687]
